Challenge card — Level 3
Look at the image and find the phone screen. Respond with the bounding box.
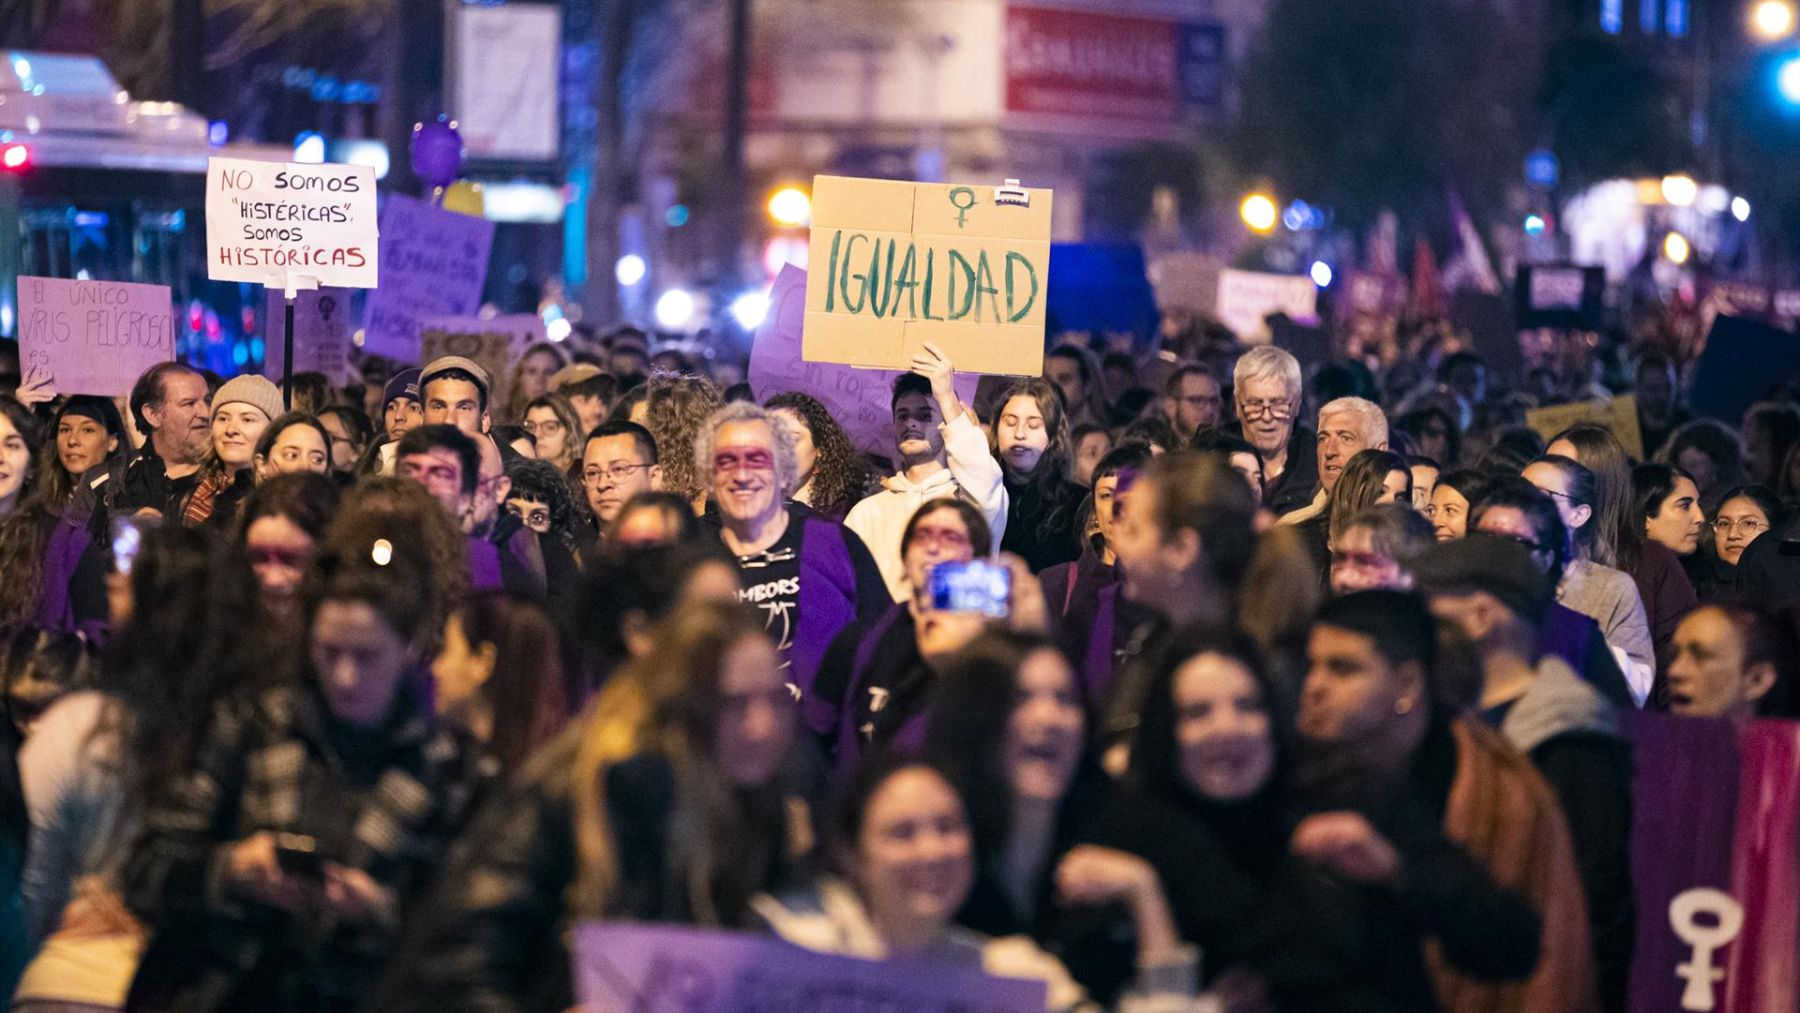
[928,561,1011,618]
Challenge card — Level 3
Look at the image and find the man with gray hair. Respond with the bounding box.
[1280,395,1390,524]
[699,401,888,701]
[1229,346,1317,515]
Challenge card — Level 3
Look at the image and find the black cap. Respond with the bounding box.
[1411,534,1556,625]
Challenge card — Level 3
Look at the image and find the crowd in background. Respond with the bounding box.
[0,310,1795,1013]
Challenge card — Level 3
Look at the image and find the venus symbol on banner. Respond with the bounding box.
[1669,888,1743,1012]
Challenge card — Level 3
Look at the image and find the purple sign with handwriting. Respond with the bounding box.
[572,922,1045,1013]
[749,264,978,461]
[360,194,495,362]
[18,276,174,396]
[263,287,353,384]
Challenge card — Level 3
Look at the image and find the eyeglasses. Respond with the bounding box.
[908,527,971,551]
[1533,486,1580,505]
[583,462,652,485]
[1712,517,1768,536]
[507,503,551,529]
[1237,398,1294,421]
[523,419,565,436]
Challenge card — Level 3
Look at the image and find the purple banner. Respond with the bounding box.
[360,194,495,362]
[572,921,1045,1013]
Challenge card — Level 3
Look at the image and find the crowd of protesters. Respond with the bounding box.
[0,315,1795,1013]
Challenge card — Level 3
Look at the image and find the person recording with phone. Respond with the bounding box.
[809,499,1048,779]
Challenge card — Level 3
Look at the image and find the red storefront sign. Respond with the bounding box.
[1005,3,1204,127]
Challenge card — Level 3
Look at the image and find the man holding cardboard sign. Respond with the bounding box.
[804,175,1052,378]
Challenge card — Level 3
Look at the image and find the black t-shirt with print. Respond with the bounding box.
[734,515,804,674]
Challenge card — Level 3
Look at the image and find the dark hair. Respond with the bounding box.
[1190,429,1261,464]
[396,424,480,495]
[611,491,702,545]
[1714,484,1784,534]
[236,471,340,545]
[586,420,658,465]
[562,540,740,699]
[287,372,333,415]
[1142,452,1258,590]
[1110,388,1156,429]
[423,366,489,412]
[1092,441,1156,487]
[505,457,582,548]
[765,391,872,519]
[901,497,993,558]
[1707,604,1797,718]
[1633,462,1696,524]
[1471,476,1571,582]
[1119,416,1178,454]
[1528,454,1600,556]
[1476,426,1545,477]
[1314,589,1439,676]
[924,630,1098,859]
[828,752,966,869]
[1129,627,1285,799]
[318,404,374,458]
[1434,468,1487,506]
[562,371,620,405]
[1164,362,1217,398]
[129,361,203,435]
[1071,422,1109,447]
[3,624,97,732]
[606,385,650,424]
[304,547,434,660]
[1395,406,1460,470]
[891,371,933,409]
[449,593,568,777]
[1339,503,1436,565]
[325,476,471,648]
[0,394,40,495]
[252,411,331,468]
[1659,419,1747,496]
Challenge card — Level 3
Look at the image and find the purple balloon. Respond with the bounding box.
[410,119,464,188]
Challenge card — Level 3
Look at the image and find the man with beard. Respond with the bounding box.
[121,362,212,515]
[845,343,1006,601]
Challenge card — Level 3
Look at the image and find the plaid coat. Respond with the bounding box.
[122,682,494,1012]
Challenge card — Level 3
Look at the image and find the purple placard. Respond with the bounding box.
[18,276,174,396]
[263,287,353,384]
[572,922,1045,1013]
[749,264,979,461]
[360,194,495,362]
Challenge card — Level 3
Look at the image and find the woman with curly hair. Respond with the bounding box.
[642,372,722,508]
[765,391,872,520]
[992,378,1083,571]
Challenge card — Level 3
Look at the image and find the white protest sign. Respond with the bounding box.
[263,288,353,384]
[18,276,174,396]
[419,314,544,418]
[205,157,379,290]
[573,922,1045,1013]
[1216,268,1318,343]
[750,264,978,460]
[360,194,496,362]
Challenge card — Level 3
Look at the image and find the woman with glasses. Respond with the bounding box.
[1688,485,1783,603]
[521,395,582,475]
[1528,455,1688,701]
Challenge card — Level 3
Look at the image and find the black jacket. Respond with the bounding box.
[1228,422,1319,517]
[1735,519,1800,610]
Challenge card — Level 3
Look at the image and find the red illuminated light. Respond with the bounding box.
[1,144,30,170]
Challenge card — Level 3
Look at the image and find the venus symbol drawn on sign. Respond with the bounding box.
[948,187,975,228]
[1669,887,1743,1012]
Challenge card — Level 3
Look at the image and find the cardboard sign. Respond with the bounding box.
[1216,268,1318,343]
[1626,713,1800,1013]
[361,195,496,362]
[263,287,353,384]
[204,157,379,290]
[1514,264,1605,330]
[418,314,543,419]
[1688,315,1800,427]
[17,276,174,396]
[572,922,1046,1013]
[750,265,978,460]
[1525,394,1643,460]
[804,174,1052,377]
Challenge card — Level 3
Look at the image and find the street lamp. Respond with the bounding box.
[1753,0,1797,39]
[1239,193,1278,233]
[766,186,812,227]
[1661,174,1699,206]
[1663,232,1692,264]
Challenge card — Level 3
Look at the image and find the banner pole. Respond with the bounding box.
[282,281,296,409]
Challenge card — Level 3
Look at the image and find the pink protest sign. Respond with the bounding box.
[572,922,1046,1013]
[749,264,978,461]
[18,276,174,396]
[360,194,495,362]
[263,287,353,384]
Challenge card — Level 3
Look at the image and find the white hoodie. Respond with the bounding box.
[845,412,1007,601]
